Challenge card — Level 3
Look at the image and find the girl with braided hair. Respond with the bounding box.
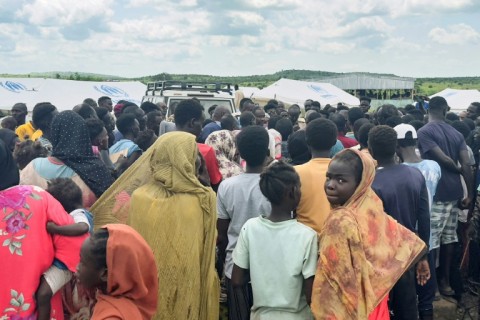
[231,161,318,319]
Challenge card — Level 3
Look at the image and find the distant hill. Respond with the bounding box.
[1,69,480,95]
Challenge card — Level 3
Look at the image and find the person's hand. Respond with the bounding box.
[46,222,57,234]
[416,259,431,286]
[196,153,211,187]
[461,197,472,210]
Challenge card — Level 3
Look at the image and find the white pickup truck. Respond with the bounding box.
[141,81,237,119]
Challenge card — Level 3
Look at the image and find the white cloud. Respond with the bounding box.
[429,23,480,45]
[16,0,114,26]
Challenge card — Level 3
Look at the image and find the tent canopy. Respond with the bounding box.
[430,88,480,112]
[252,78,360,107]
[0,78,146,111]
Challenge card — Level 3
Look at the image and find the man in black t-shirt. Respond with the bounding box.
[417,96,473,297]
[369,125,430,320]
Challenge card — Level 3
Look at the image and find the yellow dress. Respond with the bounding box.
[92,132,219,320]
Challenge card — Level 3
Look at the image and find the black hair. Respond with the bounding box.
[377,104,398,125]
[13,140,48,170]
[98,96,111,105]
[239,98,253,112]
[83,98,98,108]
[12,102,27,112]
[275,118,293,141]
[146,111,162,125]
[116,114,137,136]
[306,111,322,124]
[267,115,281,130]
[95,107,109,120]
[123,105,143,118]
[75,103,98,120]
[252,106,264,115]
[409,120,424,131]
[401,115,414,124]
[46,178,83,213]
[360,96,371,103]
[471,102,480,113]
[333,150,363,185]
[311,101,321,108]
[406,109,424,122]
[329,113,346,133]
[287,130,310,165]
[404,104,416,112]
[140,101,160,114]
[463,118,475,131]
[239,111,256,128]
[264,104,277,113]
[429,96,448,112]
[135,129,157,152]
[446,112,459,122]
[32,102,57,131]
[347,107,364,125]
[353,118,369,141]
[1,117,17,129]
[385,116,402,128]
[288,104,301,111]
[122,101,138,109]
[85,119,105,143]
[89,228,109,270]
[259,161,300,205]
[208,105,217,115]
[236,126,269,166]
[451,120,471,140]
[397,107,406,115]
[397,136,417,148]
[174,99,204,127]
[337,104,349,111]
[306,118,337,151]
[220,114,237,131]
[368,125,397,160]
[267,99,279,106]
[358,123,374,148]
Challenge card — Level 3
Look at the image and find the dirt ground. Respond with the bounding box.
[435,293,478,320]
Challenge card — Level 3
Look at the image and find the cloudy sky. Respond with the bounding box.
[0,0,479,78]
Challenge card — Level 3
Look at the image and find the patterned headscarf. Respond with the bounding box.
[311,149,426,319]
[50,111,114,197]
[205,130,243,180]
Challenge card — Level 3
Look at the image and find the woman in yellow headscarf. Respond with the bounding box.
[131,132,219,319]
[91,131,219,320]
[311,149,427,320]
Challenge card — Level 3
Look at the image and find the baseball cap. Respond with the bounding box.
[394,123,417,139]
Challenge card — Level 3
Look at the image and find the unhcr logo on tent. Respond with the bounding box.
[94,85,129,98]
[308,84,336,99]
[0,81,27,93]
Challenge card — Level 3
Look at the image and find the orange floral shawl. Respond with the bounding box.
[311,149,426,319]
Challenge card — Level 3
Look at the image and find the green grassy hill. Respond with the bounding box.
[2,70,480,95]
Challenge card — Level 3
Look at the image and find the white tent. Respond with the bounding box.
[0,78,146,111]
[252,78,360,107]
[430,88,480,112]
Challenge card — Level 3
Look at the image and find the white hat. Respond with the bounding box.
[394,123,417,139]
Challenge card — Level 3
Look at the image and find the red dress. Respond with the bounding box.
[0,185,87,320]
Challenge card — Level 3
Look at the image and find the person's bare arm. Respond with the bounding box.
[304,276,314,305]
[46,221,89,236]
[425,147,460,174]
[231,264,250,288]
[459,149,474,208]
[216,218,230,276]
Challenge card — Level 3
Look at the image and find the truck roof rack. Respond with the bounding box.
[145,81,233,96]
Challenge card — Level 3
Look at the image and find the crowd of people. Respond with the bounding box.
[1,93,480,320]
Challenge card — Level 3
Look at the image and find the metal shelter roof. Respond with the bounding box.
[311,73,416,90]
